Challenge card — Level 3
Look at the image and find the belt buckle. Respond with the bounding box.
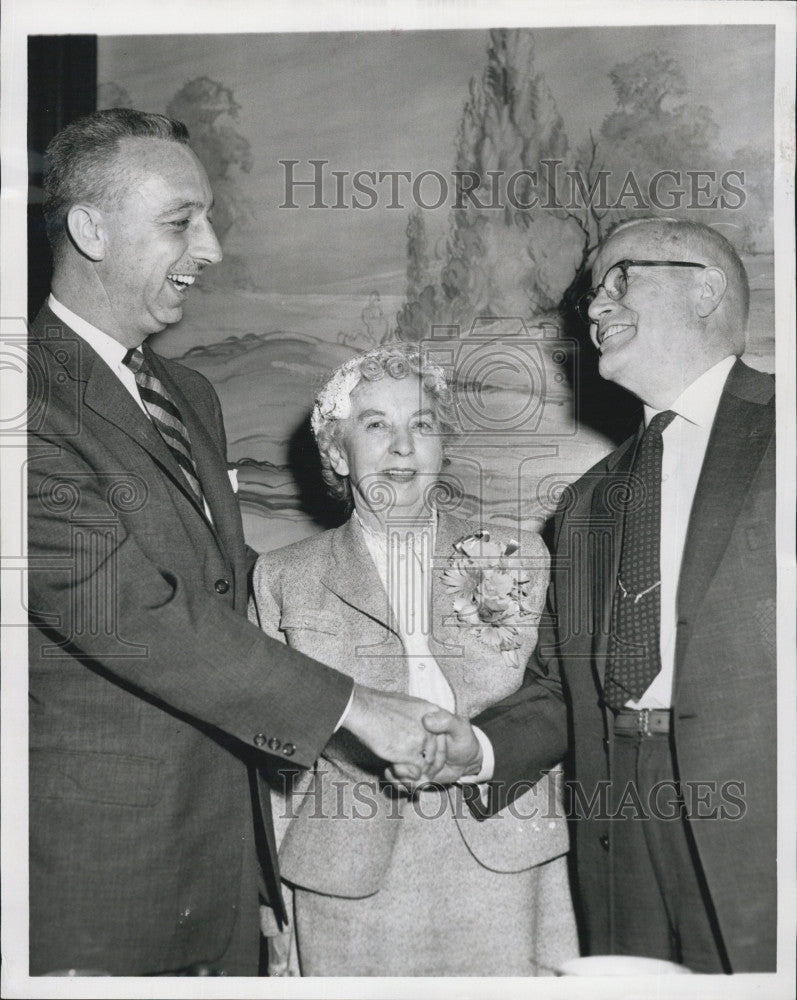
[637,708,651,736]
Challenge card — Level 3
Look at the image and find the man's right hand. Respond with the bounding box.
[341,683,448,778]
[385,709,484,790]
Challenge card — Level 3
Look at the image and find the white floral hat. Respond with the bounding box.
[310,344,448,438]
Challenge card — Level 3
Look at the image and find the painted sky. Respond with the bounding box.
[99,25,774,296]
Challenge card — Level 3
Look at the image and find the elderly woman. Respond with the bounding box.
[249,344,577,976]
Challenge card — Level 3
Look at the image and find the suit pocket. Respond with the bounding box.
[279,610,340,635]
[450,767,570,873]
[30,748,163,807]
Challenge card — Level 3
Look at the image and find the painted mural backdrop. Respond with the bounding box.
[98,28,775,554]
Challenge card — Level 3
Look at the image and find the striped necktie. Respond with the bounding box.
[604,409,676,709]
[123,346,204,506]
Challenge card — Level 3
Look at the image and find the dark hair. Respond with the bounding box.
[43,108,190,256]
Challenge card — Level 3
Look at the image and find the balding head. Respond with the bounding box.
[597,218,749,342]
[587,218,750,406]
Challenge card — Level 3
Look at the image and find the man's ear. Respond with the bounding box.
[327,441,350,478]
[695,265,727,318]
[65,204,108,262]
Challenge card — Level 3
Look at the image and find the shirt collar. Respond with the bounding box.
[644,355,736,430]
[48,293,131,372]
[353,508,437,547]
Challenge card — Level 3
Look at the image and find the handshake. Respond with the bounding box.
[342,684,486,788]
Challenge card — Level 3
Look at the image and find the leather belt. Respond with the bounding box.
[613,707,672,736]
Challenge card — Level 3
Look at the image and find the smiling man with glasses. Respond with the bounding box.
[413,217,777,973]
[577,259,708,323]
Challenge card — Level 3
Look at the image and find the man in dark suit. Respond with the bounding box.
[417,219,776,972]
[27,108,444,976]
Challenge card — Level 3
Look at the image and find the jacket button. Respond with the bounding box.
[253,733,267,747]
[267,736,281,751]
[599,833,610,851]
[214,578,230,594]
[282,743,296,757]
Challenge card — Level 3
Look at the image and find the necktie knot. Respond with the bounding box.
[123,346,146,376]
[646,409,676,438]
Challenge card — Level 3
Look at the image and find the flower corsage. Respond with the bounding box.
[441,531,538,667]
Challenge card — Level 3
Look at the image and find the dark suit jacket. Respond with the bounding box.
[474,359,776,972]
[27,303,353,975]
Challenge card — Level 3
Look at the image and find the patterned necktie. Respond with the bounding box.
[123,346,204,506]
[604,409,676,709]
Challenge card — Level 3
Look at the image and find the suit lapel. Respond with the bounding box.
[677,361,775,623]
[81,348,193,493]
[321,518,398,634]
[35,312,191,501]
[83,344,219,534]
[34,305,225,548]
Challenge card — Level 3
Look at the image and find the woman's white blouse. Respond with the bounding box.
[354,511,456,713]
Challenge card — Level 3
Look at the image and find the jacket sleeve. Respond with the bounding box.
[472,593,569,816]
[248,555,286,642]
[27,429,353,771]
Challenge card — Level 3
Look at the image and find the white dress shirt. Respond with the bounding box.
[355,510,456,713]
[629,354,736,708]
[336,511,453,735]
[352,511,494,782]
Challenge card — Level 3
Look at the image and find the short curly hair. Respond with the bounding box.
[312,344,455,506]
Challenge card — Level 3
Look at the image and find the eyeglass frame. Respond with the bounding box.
[576,259,708,323]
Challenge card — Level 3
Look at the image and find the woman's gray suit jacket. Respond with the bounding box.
[250,510,569,900]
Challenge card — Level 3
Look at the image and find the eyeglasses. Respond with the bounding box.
[576,259,708,324]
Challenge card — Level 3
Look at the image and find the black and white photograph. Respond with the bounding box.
[1,1,795,997]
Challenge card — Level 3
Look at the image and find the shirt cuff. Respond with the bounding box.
[457,725,495,784]
[334,687,356,732]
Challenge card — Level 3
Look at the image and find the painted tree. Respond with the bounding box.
[395,209,437,341]
[400,38,769,340]
[398,28,582,340]
[725,142,773,253]
[559,49,753,309]
[97,82,133,109]
[405,209,430,301]
[443,29,577,321]
[601,50,720,178]
[166,77,253,245]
